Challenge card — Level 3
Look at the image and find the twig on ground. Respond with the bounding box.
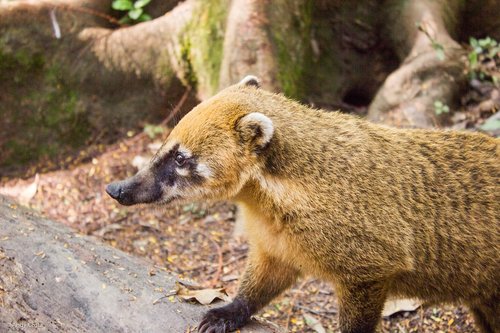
[203,252,248,275]
[152,290,178,305]
[295,304,337,316]
[199,231,223,288]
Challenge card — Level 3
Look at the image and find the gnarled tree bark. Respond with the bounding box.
[367,0,468,128]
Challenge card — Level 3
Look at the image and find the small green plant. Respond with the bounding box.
[434,100,450,115]
[468,37,500,83]
[143,123,164,139]
[112,0,152,25]
[432,42,446,61]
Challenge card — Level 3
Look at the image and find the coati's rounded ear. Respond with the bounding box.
[235,112,274,150]
[238,75,260,88]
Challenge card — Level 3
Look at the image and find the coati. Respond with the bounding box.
[106,76,499,333]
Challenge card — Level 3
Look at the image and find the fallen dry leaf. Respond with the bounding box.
[382,298,421,317]
[176,282,229,305]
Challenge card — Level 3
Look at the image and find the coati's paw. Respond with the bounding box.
[198,298,252,333]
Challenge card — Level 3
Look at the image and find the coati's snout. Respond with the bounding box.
[106,141,216,206]
[105,181,124,201]
[105,169,163,206]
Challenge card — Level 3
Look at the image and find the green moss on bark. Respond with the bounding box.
[180,38,199,89]
[180,0,229,95]
[268,0,313,99]
[0,46,90,170]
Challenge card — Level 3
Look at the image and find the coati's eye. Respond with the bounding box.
[175,152,186,166]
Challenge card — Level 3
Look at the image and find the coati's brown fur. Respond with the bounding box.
[107,77,499,333]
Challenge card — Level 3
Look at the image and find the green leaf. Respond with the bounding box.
[112,0,133,11]
[432,43,445,60]
[118,15,132,24]
[128,7,143,20]
[480,118,500,131]
[478,37,491,47]
[468,51,478,66]
[435,48,445,60]
[137,13,152,22]
[134,0,151,8]
[434,100,449,115]
[143,124,164,139]
[470,37,478,48]
[489,46,500,58]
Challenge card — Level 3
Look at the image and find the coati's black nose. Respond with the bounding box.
[106,182,122,200]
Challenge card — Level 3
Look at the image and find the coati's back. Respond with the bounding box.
[223,85,499,302]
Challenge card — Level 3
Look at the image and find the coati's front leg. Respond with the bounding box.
[337,281,387,333]
[198,250,300,333]
[468,294,499,333]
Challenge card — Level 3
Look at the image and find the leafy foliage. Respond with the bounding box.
[467,37,500,84]
[143,123,164,139]
[112,0,152,25]
[434,100,450,115]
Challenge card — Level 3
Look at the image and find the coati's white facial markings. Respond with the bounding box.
[157,140,179,158]
[146,140,215,205]
[196,163,213,178]
[177,147,192,159]
[176,167,190,177]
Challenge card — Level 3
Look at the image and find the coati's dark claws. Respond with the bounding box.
[198,298,252,333]
[197,311,240,333]
[198,322,208,333]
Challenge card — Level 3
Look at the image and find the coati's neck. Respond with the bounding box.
[234,171,312,230]
[233,106,375,225]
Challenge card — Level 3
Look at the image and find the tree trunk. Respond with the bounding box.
[0,195,282,333]
[366,0,468,128]
[0,0,200,175]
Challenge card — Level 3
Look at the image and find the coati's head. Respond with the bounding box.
[106,76,274,206]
